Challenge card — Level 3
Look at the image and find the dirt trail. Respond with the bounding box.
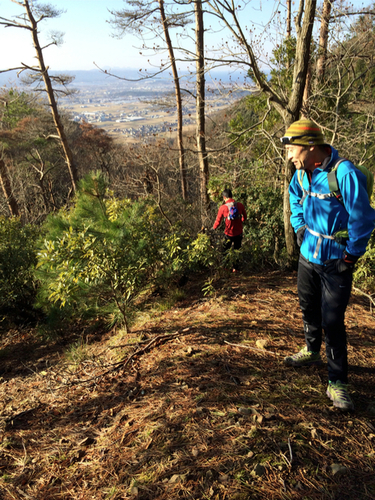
[1,270,374,499]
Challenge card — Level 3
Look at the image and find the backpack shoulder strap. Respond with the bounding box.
[296,170,310,205]
[297,169,305,188]
[327,158,346,205]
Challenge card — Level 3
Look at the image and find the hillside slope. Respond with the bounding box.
[1,270,374,499]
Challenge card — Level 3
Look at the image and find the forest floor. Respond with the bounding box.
[0,269,375,500]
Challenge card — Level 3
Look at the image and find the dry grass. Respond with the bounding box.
[0,270,374,499]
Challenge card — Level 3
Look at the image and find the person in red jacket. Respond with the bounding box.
[213,189,247,271]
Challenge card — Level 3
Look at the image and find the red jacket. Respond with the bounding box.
[213,199,247,237]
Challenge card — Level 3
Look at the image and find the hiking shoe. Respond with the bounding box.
[326,381,354,411]
[284,346,322,367]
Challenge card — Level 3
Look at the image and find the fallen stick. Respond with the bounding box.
[56,330,190,388]
[353,286,374,312]
[224,341,281,356]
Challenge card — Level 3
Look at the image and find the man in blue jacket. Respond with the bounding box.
[281,119,375,411]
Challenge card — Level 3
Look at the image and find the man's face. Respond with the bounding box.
[285,144,314,171]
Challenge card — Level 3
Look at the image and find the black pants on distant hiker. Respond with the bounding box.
[297,255,353,383]
[223,233,242,271]
[223,233,242,251]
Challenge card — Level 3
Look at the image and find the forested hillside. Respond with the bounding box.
[1,1,375,498]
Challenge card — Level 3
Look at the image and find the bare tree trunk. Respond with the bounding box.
[0,157,19,216]
[158,0,187,201]
[38,176,50,212]
[286,0,292,70]
[316,0,333,83]
[283,0,317,260]
[289,0,317,117]
[286,0,292,38]
[302,63,312,116]
[194,0,210,224]
[24,0,78,193]
[283,158,295,259]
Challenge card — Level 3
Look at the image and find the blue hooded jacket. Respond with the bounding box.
[289,146,375,265]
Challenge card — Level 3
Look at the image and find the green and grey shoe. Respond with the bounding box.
[326,381,354,411]
[284,346,322,367]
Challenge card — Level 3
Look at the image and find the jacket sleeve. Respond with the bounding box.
[213,205,224,229]
[338,166,375,257]
[289,172,306,232]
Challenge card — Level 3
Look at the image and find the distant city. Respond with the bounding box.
[0,68,254,142]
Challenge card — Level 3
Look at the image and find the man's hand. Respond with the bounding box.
[324,253,358,274]
[296,226,306,247]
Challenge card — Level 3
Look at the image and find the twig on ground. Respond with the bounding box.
[288,437,294,464]
[353,286,374,313]
[55,330,191,388]
[224,341,281,356]
[15,487,36,499]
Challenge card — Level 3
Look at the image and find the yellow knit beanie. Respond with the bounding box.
[281,119,327,146]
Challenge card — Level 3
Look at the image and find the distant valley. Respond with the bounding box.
[0,68,252,143]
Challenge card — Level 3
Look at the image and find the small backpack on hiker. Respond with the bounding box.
[225,201,240,221]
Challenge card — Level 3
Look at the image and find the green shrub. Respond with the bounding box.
[35,172,188,332]
[354,233,375,295]
[243,185,285,265]
[0,217,39,322]
[185,233,218,270]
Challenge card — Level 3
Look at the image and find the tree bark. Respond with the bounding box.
[282,0,317,260]
[194,0,210,223]
[302,63,312,116]
[286,0,292,71]
[282,157,296,260]
[287,0,292,38]
[316,0,333,83]
[288,0,317,118]
[158,0,187,201]
[24,0,78,193]
[0,157,20,217]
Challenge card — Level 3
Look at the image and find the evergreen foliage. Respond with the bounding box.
[269,36,297,99]
[242,185,285,265]
[0,89,36,131]
[0,217,39,323]
[35,172,194,332]
[354,233,375,295]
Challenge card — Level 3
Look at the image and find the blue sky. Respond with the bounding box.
[0,0,289,72]
[0,0,144,71]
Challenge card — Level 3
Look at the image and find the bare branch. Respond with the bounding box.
[93,62,173,82]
